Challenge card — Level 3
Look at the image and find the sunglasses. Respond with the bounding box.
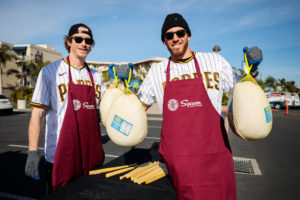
[71,36,94,45]
[164,29,187,40]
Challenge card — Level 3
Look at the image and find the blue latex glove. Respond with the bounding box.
[243,46,263,76]
[25,150,41,180]
[108,64,116,79]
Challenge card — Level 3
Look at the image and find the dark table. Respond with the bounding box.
[43,143,176,200]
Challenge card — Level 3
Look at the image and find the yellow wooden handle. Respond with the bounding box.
[145,173,166,184]
[136,166,163,184]
[133,163,159,182]
[130,162,158,180]
[120,163,150,180]
[105,166,136,178]
[89,164,136,175]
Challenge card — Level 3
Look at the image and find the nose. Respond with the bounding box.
[172,33,180,42]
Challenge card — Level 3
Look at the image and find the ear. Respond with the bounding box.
[188,35,191,41]
[163,40,167,46]
[67,38,72,47]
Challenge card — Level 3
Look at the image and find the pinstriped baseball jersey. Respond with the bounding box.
[137,52,240,116]
[31,59,106,163]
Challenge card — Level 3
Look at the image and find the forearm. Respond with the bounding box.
[28,107,45,151]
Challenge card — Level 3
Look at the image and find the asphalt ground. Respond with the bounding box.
[0,107,299,199]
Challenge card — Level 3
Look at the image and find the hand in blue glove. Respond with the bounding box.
[108,63,134,80]
[243,46,263,77]
[25,150,41,180]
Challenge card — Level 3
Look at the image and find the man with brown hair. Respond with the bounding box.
[25,23,105,191]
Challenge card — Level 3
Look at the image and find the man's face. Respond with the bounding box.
[67,27,93,59]
[163,26,191,58]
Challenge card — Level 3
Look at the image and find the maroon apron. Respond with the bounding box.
[159,55,236,200]
[52,57,104,191]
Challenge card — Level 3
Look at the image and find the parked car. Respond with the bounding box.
[0,94,13,114]
[266,92,291,109]
[290,93,300,107]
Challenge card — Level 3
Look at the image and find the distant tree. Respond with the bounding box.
[0,44,17,94]
[264,76,278,92]
[257,79,266,92]
[6,60,36,100]
[285,80,298,93]
[31,61,51,78]
[212,45,221,53]
[232,66,245,78]
[278,78,287,92]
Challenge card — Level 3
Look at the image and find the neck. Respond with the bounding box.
[68,54,86,69]
[170,48,193,61]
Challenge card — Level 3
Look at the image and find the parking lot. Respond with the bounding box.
[0,107,300,199]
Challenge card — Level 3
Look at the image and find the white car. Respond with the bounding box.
[0,94,13,114]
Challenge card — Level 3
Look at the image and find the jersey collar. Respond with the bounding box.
[63,58,86,70]
[170,51,195,63]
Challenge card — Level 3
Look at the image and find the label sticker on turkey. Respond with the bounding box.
[264,106,272,123]
[168,99,179,111]
[111,115,133,136]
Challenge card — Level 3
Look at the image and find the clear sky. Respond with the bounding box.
[1,0,300,87]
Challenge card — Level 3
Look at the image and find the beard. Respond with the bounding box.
[167,40,189,60]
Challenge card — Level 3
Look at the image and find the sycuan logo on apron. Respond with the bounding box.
[72,100,95,111]
[73,99,81,111]
[168,98,203,111]
[168,99,179,111]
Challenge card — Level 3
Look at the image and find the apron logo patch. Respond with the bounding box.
[168,99,179,111]
[83,102,95,110]
[73,99,81,111]
[180,99,203,108]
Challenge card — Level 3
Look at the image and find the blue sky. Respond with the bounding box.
[1,0,300,87]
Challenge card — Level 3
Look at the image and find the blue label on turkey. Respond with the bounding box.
[111,115,133,136]
[264,106,272,123]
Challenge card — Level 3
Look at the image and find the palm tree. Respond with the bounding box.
[264,76,278,92]
[257,79,266,92]
[278,78,287,92]
[30,61,50,85]
[285,81,298,93]
[212,45,221,53]
[232,66,245,78]
[6,60,36,100]
[0,44,17,94]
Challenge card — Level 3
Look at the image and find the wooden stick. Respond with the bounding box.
[119,162,150,180]
[127,163,153,180]
[130,162,158,180]
[145,173,166,184]
[136,166,163,184]
[89,164,136,175]
[133,164,160,183]
[105,166,136,178]
[144,164,168,184]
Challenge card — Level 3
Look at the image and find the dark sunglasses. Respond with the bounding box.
[71,36,94,45]
[164,29,187,40]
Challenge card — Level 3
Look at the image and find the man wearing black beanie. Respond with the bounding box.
[137,13,263,200]
[25,23,105,192]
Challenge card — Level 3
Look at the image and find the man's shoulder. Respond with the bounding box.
[195,52,219,58]
[151,59,168,70]
[43,59,64,71]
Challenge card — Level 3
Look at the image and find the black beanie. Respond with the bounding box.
[161,13,191,41]
[68,23,93,39]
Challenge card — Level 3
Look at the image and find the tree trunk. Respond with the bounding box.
[0,66,2,94]
[20,73,24,100]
